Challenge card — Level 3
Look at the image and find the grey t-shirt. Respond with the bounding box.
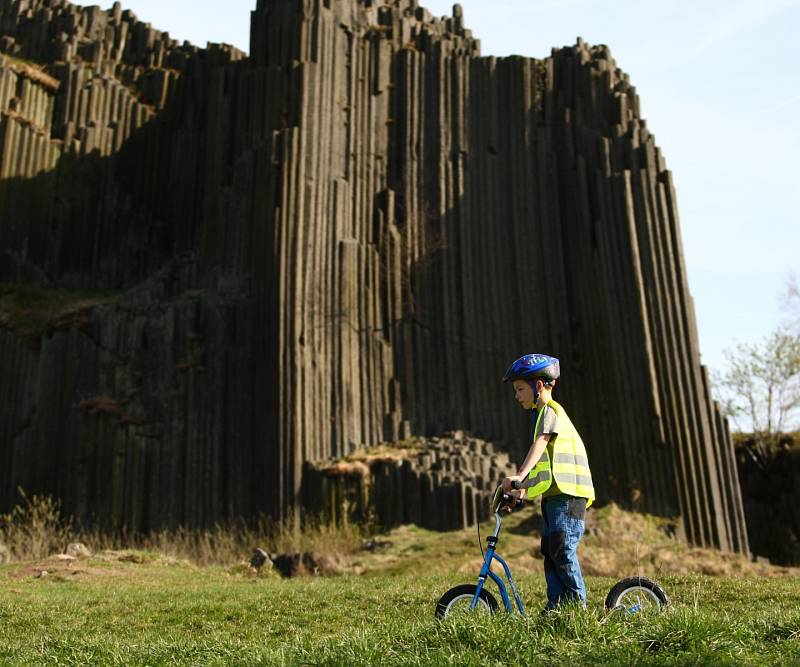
[532,405,563,497]
[533,405,559,441]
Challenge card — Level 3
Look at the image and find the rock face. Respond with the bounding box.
[0,0,748,552]
[303,433,517,530]
[735,435,800,565]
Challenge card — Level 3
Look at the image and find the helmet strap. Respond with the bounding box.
[528,380,539,409]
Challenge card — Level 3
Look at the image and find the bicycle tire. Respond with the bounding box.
[604,576,669,611]
[435,584,499,619]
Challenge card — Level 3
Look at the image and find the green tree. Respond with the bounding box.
[714,329,800,442]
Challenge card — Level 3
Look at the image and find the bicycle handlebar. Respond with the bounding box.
[491,484,524,514]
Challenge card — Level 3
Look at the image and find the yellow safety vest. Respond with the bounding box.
[527,400,595,507]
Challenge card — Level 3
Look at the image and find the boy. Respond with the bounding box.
[501,353,595,610]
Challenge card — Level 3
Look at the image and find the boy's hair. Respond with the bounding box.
[532,378,556,390]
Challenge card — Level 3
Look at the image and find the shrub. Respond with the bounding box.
[0,491,364,567]
[0,490,72,561]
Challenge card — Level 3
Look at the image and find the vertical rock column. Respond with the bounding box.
[0,61,61,280]
[0,0,750,551]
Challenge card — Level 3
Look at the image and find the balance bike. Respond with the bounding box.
[435,485,669,618]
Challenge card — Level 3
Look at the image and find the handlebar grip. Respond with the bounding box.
[501,492,524,511]
[511,480,522,490]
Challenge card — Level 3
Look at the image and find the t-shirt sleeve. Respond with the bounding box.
[538,406,559,437]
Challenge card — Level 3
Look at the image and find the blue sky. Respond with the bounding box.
[118,0,800,374]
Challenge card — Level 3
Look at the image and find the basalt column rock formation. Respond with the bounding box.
[0,0,748,552]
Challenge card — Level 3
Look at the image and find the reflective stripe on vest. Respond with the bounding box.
[527,453,552,498]
[527,400,595,507]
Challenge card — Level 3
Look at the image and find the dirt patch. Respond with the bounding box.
[6,550,191,580]
[92,550,187,566]
[10,556,123,580]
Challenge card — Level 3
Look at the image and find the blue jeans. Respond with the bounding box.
[540,495,587,609]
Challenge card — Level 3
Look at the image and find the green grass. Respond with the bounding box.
[0,284,122,341]
[1,561,799,665]
[2,496,798,664]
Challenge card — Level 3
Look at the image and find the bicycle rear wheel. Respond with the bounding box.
[435,584,499,619]
[605,576,669,613]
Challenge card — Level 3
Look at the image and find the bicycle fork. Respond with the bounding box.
[470,514,526,615]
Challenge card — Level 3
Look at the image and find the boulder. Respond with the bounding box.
[66,542,92,559]
[249,548,272,570]
[270,552,345,578]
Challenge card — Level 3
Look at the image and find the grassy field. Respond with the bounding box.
[2,500,799,666]
[1,558,799,666]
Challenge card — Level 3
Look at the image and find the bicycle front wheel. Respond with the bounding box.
[435,584,499,619]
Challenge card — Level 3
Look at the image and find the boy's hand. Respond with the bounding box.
[502,476,522,491]
[501,488,523,513]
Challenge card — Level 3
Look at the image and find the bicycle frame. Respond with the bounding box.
[470,510,526,615]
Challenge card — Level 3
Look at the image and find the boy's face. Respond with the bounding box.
[512,379,536,410]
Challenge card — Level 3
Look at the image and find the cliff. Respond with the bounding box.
[0,0,748,552]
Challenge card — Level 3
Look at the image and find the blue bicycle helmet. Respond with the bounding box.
[502,353,560,384]
[504,353,560,422]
